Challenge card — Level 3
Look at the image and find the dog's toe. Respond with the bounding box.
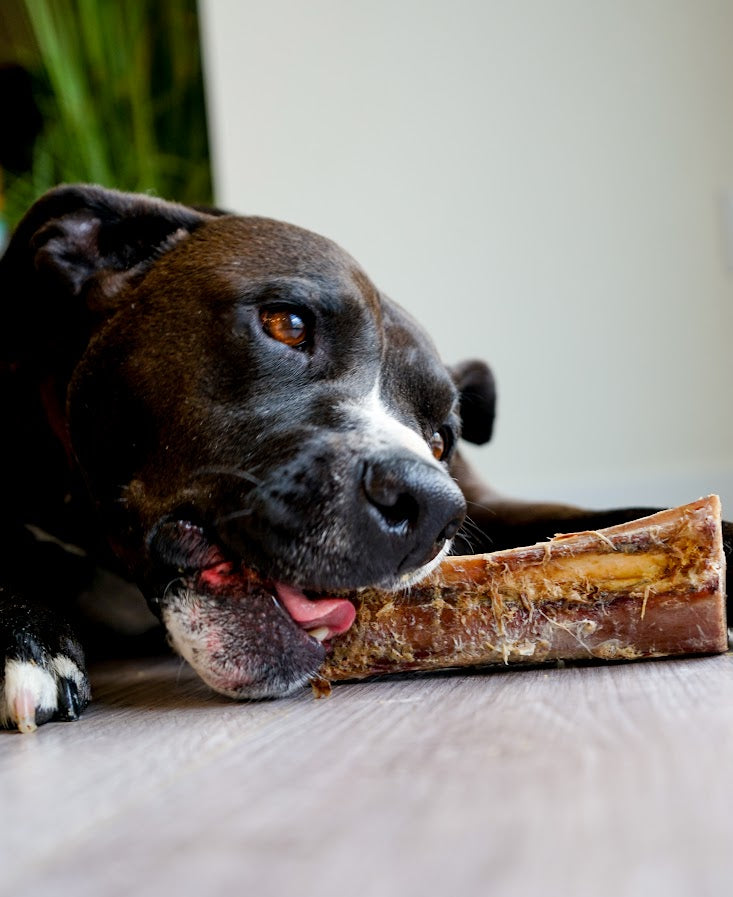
[55,676,83,722]
[54,654,90,722]
[2,659,56,732]
[0,654,90,732]
[0,653,90,732]
[0,594,91,732]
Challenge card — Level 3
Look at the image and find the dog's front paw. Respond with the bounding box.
[0,595,90,733]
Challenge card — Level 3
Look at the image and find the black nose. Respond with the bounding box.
[361,455,466,573]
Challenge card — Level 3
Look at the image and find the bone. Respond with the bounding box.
[320,496,727,682]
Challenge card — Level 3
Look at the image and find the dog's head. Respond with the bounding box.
[3,185,495,697]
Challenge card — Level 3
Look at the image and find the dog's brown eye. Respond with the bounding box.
[429,426,455,462]
[260,309,309,348]
[429,431,446,460]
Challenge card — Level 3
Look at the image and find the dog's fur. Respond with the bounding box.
[1,185,726,729]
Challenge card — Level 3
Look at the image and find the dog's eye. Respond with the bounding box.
[260,308,310,348]
[429,427,453,461]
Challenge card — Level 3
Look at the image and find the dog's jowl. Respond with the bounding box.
[1,185,726,730]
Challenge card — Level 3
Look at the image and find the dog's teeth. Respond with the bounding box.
[307,627,330,643]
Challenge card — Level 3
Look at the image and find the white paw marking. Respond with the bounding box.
[0,660,57,733]
[50,655,87,691]
[0,655,87,734]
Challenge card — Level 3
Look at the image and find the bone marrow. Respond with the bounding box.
[320,496,727,682]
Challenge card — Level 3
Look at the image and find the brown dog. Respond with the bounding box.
[0,185,716,730]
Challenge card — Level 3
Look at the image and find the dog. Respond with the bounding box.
[1,185,726,731]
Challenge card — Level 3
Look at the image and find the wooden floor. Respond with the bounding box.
[3,650,733,897]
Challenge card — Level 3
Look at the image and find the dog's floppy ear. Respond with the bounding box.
[1,183,208,310]
[451,359,496,445]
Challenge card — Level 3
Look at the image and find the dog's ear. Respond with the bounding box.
[450,359,496,445]
[1,183,209,310]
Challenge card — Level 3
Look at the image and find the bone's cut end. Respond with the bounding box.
[321,495,727,682]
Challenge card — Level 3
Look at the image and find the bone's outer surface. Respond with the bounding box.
[321,496,727,680]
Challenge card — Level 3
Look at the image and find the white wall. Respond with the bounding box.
[199,0,733,512]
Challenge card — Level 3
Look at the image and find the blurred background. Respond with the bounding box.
[0,0,212,230]
[2,0,733,514]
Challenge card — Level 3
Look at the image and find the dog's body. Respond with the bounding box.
[0,185,722,731]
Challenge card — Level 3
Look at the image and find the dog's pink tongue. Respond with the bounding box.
[274,583,355,636]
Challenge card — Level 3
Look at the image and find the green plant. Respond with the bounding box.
[3,0,212,230]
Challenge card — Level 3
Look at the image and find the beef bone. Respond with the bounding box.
[320,495,727,683]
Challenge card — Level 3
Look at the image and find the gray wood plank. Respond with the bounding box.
[2,653,733,897]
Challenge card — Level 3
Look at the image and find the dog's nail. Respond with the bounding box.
[12,690,38,734]
[307,626,330,643]
[57,678,81,720]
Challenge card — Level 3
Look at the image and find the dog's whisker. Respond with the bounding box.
[460,514,486,539]
[452,514,491,554]
[451,532,476,555]
[162,576,185,604]
[214,508,255,526]
[192,466,263,486]
[464,500,499,516]
[452,532,475,555]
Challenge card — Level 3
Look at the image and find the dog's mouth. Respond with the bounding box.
[196,559,356,644]
[146,519,360,698]
[146,516,448,699]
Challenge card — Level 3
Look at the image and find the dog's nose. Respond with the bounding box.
[361,456,466,572]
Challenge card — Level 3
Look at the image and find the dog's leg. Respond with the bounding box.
[451,451,733,570]
[0,526,92,732]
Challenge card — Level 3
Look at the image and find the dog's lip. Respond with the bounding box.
[194,558,356,643]
[150,518,357,642]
